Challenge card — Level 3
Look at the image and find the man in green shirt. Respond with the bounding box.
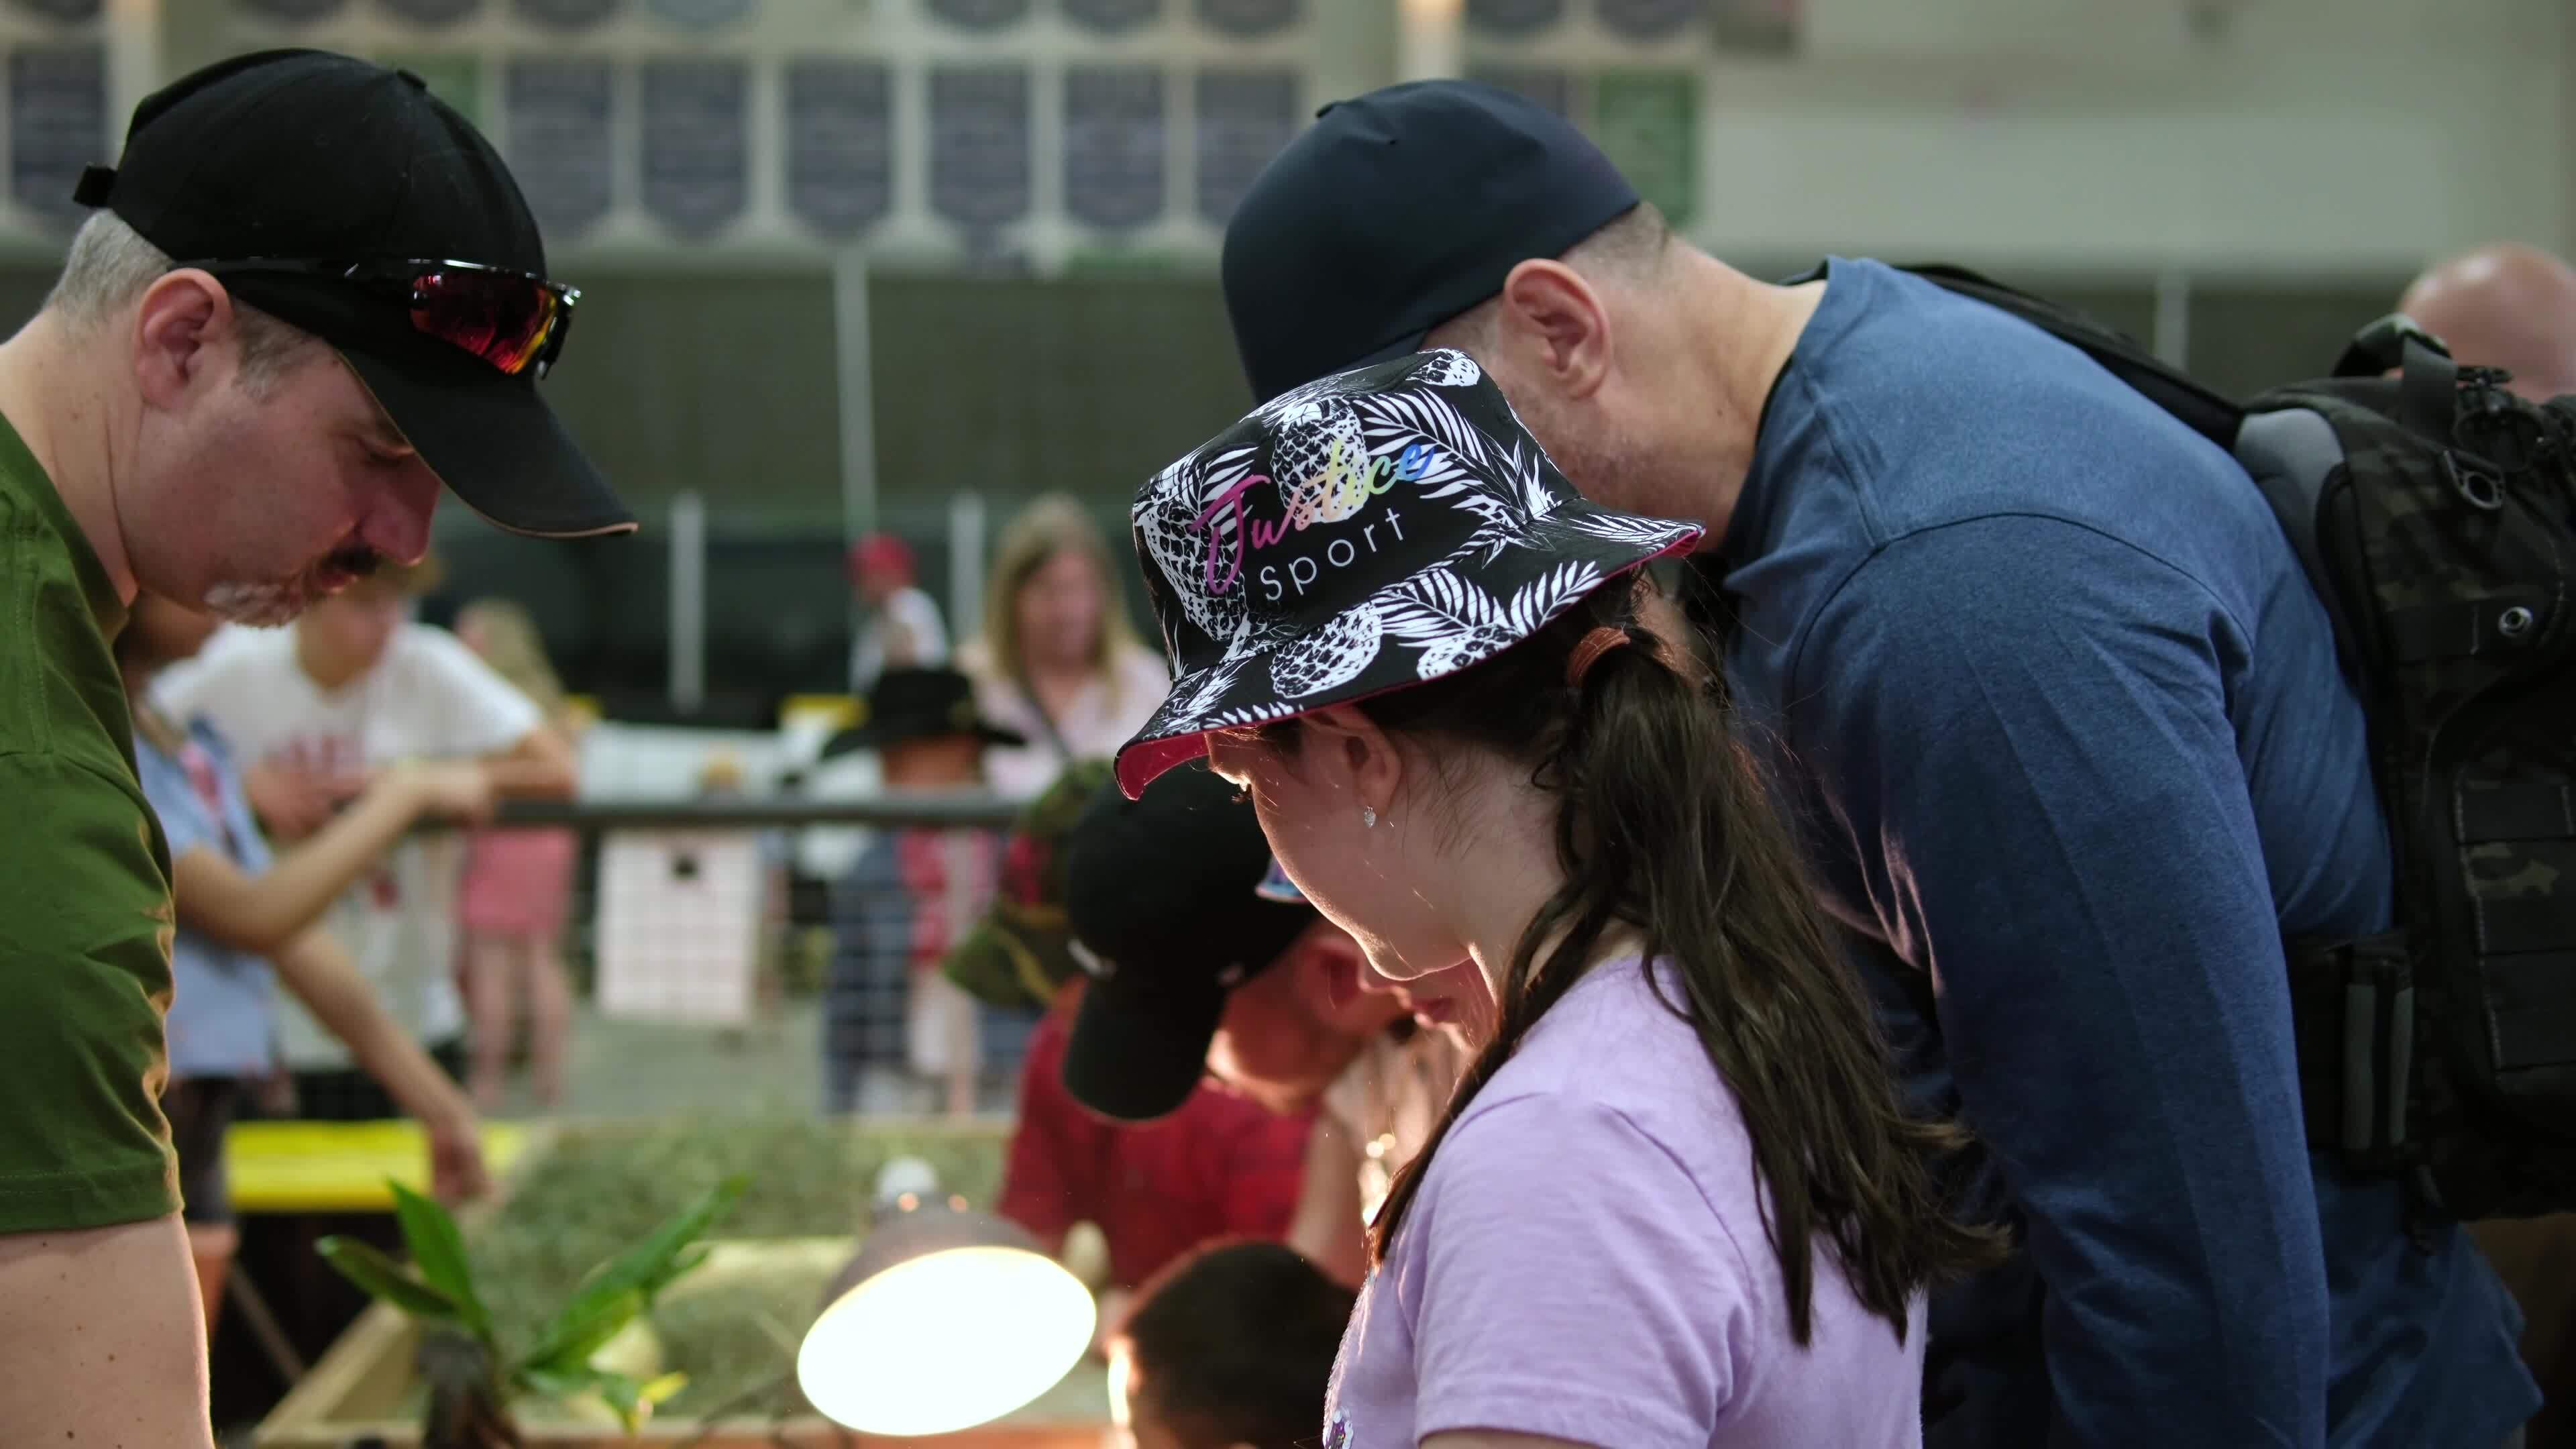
[0,50,631,1443]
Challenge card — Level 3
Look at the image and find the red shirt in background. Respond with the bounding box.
[998,990,1313,1291]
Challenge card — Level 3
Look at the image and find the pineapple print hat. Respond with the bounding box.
[1115,347,1701,799]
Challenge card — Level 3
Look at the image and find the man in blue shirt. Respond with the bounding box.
[1216,80,2536,1448]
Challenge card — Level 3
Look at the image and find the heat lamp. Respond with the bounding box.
[796,1157,1097,1437]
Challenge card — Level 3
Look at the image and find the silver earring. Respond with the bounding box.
[1361,806,1378,830]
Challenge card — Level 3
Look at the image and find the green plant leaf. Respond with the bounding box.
[515,1364,593,1401]
[639,1371,688,1407]
[517,1362,616,1424]
[592,1368,647,1430]
[609,1175,747,1301]
[518,1287,646,1378]
[315,1236,463,1322]
[387,1179,492,1345]
[666,1242,714,1285]
[519,1173,745,1377]
[520,1364,652,1432]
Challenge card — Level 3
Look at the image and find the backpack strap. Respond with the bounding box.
[1889,262,2247,451]
[2334,313,2463,441]
[2232,406,2364,683]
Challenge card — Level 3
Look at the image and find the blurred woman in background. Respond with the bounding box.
[453,598,584,1113]
[961,494,1168,799]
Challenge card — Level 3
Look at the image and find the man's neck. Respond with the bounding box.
[1664,260,1827,550]
[0,312,138,602]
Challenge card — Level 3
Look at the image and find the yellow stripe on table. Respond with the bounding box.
[225,1120,533,1214]
[564,692,861,731]
[783,693,863,731]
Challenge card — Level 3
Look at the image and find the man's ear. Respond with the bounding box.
[131,269,231,411]
[1299,704,1403,823]
[1493,258,1613,401]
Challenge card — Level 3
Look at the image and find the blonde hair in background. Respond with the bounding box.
[979,492,1144,691]
[455,596,569,722]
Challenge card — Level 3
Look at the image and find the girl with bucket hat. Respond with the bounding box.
[1114,351,2000,1448]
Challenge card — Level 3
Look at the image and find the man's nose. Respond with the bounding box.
[365,461,443,565]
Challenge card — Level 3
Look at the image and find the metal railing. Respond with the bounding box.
[416,791,1038,1123]
[454,788,1022,832]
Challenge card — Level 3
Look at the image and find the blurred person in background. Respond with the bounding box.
[1062,765,1481,1291]
[938,759,1110,1015]
[820,667,1020,1117]
[963,493,1169,798]
[848,531,950,693]
[453,597,585,1113]
[2400,241,2576,1449]
[0,49,627,1441]
[955,762,1317,1346]
[2400,244,2576,401]
[117,591,494,1330]
[1106,1239,1356,1449]
[1220,80,2534,1448]
[1002,975,1316,1349]
[153,553,578,1118]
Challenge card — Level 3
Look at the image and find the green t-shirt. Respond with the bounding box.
[0,412,180,1232]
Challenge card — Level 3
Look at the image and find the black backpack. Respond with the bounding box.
[1902,264,2576,1224]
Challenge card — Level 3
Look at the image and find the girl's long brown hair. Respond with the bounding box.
[1277,578,2001,1344]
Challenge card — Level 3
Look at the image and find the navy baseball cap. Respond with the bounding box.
[1221,79,1640,406]
[73,49,633,539]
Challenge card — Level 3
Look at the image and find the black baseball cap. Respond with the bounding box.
[1221,79,1640,406]
[73,49,633,540]
[1060,765,1318,1122]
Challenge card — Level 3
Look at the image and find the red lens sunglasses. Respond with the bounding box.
[183,256,579,379]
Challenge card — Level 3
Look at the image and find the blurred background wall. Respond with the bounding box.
[0,0,2562,716]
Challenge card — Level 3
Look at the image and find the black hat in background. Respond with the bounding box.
[1220,78,1640,405]
[821,667,1026,759]
[1060,765,1317,1122]
[73,48,633,540]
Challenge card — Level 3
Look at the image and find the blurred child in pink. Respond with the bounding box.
[453,599,583,1112]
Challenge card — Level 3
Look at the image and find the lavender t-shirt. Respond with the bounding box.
[1322,957,1925,1448]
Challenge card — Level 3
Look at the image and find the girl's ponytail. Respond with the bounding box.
[1344,578,2001,1343]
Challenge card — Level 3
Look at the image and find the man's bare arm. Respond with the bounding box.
[0,1216,214,1448]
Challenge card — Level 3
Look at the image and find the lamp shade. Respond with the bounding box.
[797,1185,1097,1437]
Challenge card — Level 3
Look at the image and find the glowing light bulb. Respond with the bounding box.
[797,1244,1097,1437]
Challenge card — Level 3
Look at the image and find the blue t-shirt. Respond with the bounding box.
[135,718,276,1079]
[1702,258,2535,1448]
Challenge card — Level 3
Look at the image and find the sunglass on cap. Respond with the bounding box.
[182,256,578,379]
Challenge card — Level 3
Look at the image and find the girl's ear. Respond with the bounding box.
[1298,705,1404,822]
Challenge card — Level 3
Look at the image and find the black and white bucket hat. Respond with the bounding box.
[1115,348,1701,798]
